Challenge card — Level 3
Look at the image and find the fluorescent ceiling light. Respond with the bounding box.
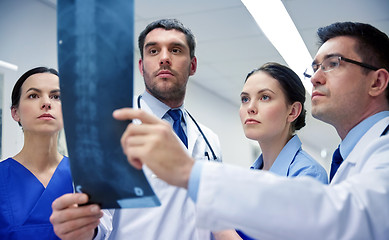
[0,60,18,71]
[241,0,313,94]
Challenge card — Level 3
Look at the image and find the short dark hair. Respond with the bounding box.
[245,62,306,132]
[11,67,58,126]
[138,18,196,59]
[317,22,389,103]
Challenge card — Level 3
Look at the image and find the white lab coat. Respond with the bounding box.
[96,94,222,240]
[195,116,389,240]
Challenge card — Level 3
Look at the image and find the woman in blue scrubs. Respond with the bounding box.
[214,62,328,240]
[0,67,73,239]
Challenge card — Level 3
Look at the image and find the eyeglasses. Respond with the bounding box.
[303,55,379,79]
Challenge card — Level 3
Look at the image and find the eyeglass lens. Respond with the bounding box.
[304,56,340,78]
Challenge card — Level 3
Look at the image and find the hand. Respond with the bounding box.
[113,108,195,188]
[50,193,103,240]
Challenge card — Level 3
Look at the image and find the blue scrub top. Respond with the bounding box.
[0,156,73,240]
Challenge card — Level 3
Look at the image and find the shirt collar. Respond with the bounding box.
[340,111,389,159]
[251,135,302,176]
[140,91,186,123]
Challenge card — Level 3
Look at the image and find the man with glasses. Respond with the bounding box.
[115,21,389,239]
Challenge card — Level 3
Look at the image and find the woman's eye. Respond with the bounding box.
[28,94,38,99]
[51,94,61,100]
[241,96,249,103]
[261,95,270,101]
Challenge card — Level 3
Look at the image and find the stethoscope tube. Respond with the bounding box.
[137,95,217,160]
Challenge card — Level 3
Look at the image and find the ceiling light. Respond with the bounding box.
[0,60,18,71]
[241,0,313,94]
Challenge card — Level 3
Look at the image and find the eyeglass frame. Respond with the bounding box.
[303,55,379,78]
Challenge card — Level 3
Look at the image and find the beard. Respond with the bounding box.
[143,66,189,104]
[145,80,187,103]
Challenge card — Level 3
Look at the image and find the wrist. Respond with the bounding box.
[182,158,195,189]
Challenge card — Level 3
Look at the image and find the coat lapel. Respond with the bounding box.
[331,117,389,184]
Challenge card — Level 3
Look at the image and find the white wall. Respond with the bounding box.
[0,0,254,167]
[0,0,59,159]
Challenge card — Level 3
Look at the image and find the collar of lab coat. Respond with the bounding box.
[345,116,389,165]
[340,111,389,160]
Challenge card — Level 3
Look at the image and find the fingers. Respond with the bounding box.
[120,128,155,170]
[53,216,100,240]
[114,108,173,169]
[113,108,161,124]
[52,193,88,210]
[53,217,100,240]
[50,193,103,240]
[112,107,194,188]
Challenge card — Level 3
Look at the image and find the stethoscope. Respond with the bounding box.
[137,95,217,160]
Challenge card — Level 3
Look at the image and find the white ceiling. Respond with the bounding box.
[44,0,389,161]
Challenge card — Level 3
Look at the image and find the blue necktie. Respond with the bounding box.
[329,147,343,182]
[167,109,188,148]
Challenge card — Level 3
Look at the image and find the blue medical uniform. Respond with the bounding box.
[237,135,328,240]
[0,157,73,239]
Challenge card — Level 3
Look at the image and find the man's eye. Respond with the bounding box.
[322,57,340,71]
[327,61,339,68]
[171,48,181,54]
[149,49,158,55]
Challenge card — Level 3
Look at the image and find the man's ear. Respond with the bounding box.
[138,58,144,76]
[369,68,389,97]
[189,56,197,76]
[287,102,302,123]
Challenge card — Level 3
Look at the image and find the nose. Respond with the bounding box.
[41,97,52,110]
[159,49,171,66]
[310,69,326,87]
[41,103,51,110]
[247,102,257,115]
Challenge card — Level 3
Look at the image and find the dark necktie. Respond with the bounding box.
[167,109,188,148]
[329,146,343,182]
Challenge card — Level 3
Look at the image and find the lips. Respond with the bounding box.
[311,91,325,100]
[38,113,55,119]
[245,118,260,124]
[157,70,173,78]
